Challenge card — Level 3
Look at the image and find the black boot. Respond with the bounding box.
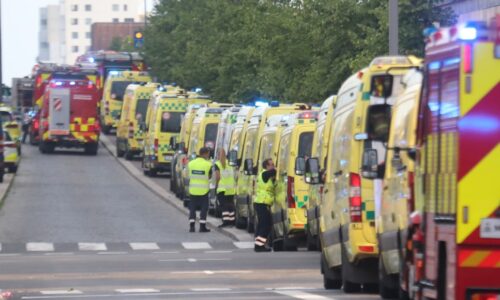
[254,244,271,252]
[218,221,231,228]
[199,223,211,233]
[189,223,195,233]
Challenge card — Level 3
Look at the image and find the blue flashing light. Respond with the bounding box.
[269,100,280,107]
[55,81,63,86]
[443,57,460,67]
[459,27,477,40]
[88,57,95,63]
[69,81,76,86]
[459,114,500,134]
[255,101,269,108]
[428,61,441,70]
[423,26,438,38]
[108,71,119,76]
[194,88,203,93]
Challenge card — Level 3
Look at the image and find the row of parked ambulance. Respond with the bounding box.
[104,19,499,300]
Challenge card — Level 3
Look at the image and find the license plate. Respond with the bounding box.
[480,218,500,239]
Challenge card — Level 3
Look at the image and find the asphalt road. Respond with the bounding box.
[0,141,381,300]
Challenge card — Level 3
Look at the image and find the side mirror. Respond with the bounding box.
[408,148,417,161]
[228,150,238,166]
[305,158,320,184]
[361,148,378,179]
[295,156,306,175]
[178,142,186,153]
[169,136,177,150]
[244,158,254,175]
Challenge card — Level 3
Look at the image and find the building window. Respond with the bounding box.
[124,18,134,23]
[41,42,49,48]
[72,32,79,39]
[85,18,92,25]
[112,18,119,23]
[72,46,79,53]
[86,32,91,39]
[41,19,47,26]
[71,4,78,11]
[112,4,119,11]
[123,4,128,11]
[71,18,78,25]
[85,4,91,11]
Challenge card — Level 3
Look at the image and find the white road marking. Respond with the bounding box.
[129,243,160,250]
[233,241,254,249]
[0,253,20,257]
[40,290,82,295]
[115,289,160,293]
[22,290,273,299]
[203,270,214,274]
[188,258,197,262]
[78,243,107,251]
[182,242,211,249]
[274,290,329,300]
[0,243,2,252]
[190,288,231,292]
[171,270,252,274]
[27,243,54,252]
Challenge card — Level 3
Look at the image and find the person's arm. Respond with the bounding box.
[261,169,277,183]
[214,164,221,185]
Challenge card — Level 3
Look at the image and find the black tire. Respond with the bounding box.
[8,165,18,173]
[271,228,284,252]
[379,255,398,298]
[149,168,157,177]
[342,245,362,293]
[39,142,54,154]
[306,230,318,251]
[102,124,112,135]
[0,171,4,183]
[321,254,342,289]
[116,140,125,157]
[124,150,134,161]
[246,202,254,233]
[85,143,98,155]
[283,231,298,251]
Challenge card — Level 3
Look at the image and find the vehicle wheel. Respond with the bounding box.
[8,165,18,173]
[342,245,362,293]
[272,233,284,252]
[29,131,37,145]
[321,254,342,289]
[85,143,98,155]
[149,168,157,177]
[283,233,298,251]
[379,255,398,298]
[116,141,125,157]
[306,229,318,251]
[102,124,111,135]
[124,150,134,161]
[364,283,379,293]
[39,142,54,154]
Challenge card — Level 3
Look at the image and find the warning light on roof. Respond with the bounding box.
[459,26,477,40]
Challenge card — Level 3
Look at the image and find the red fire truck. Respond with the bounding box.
[38,71,101,155]
[407,16,500,300]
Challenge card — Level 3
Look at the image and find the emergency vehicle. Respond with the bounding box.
[171,104,207,199]
[270,111,316,251]
[180,107,225,207]
[377,69,423,298]
[305,95,336,251]
[116,82,160,160]
[306,55,420,292]
[143,89,210,176]
[3,130,19,173]
[408,18,500,300]
[38,73,101,155]
[0,105,21,154]
[234,103,311,233]
[100,71,151,134]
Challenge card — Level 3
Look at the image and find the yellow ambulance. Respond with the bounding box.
[100,71,151,134]
[305,95,336,251]
[307,56,421,292]
[271,111,317,251]
[116,82,160,160]
[142,89,211,176]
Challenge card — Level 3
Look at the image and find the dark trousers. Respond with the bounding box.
[22,125,29,143]
[218,192,235,223]
[255,203,271,244]
[189,193,209,224]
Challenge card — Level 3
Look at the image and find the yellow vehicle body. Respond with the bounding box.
[180,107,224,205]
[3,130,20,173]
[143,90,211,176]
[319,56,421,291]
[378,69,422,277]
[236,104,311,232]
[306,95,336,251]
[272,112,316,251]
[100,71,151,133]
[0,105,21,144]
[116,82,159,159]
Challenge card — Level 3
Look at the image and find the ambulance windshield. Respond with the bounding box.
[298,132,314,158]
[161,112,184,133]
[110,81,137,101]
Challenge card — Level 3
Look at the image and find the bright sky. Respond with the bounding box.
[1,0,155,86]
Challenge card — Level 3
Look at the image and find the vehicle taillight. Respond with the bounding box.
[128,122,134,138]
[470,293,500,300]
[154,138,159,152]
[349,172,362,222]
[287,176,296,208]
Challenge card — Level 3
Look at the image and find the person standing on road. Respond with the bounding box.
[214,149,236,228]
[21,111,31,144]
[254,158,276,252]
[187,147,213,233]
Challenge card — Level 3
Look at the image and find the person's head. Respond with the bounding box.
[262,158,274,171]
[199,147,211,159]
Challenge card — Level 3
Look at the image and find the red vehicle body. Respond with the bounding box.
[410,17,500,300]
[39,77,100,155]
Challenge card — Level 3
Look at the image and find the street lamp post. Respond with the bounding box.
[389,0,399,55]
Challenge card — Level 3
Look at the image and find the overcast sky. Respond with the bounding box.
[1,0,155,86]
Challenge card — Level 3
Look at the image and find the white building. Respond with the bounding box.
[39,0,143,65]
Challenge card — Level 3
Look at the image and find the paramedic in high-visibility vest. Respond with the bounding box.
[214,149,236,227]
[187,147,213,233]
[254,158,276,252]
